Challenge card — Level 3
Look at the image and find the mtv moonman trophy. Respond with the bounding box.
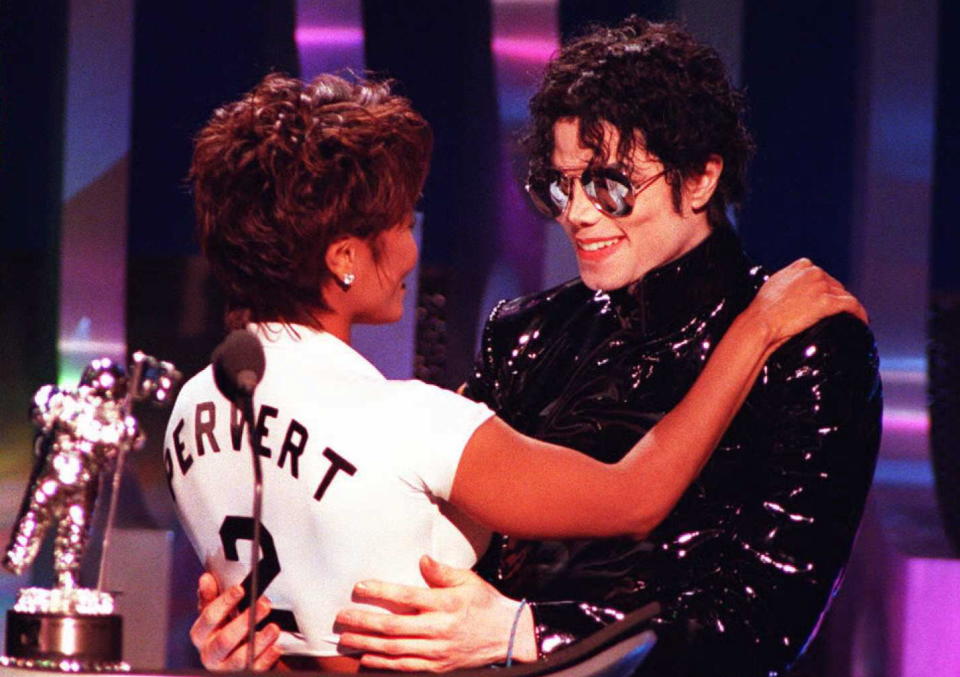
[2,352,180,672]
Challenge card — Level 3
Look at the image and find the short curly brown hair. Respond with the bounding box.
[191,73,432,329]
[525,16,753,228]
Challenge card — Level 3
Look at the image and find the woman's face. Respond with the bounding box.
[550,118,712,291]
[351,216,419,324]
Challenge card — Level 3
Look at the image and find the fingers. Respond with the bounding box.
[340,633,446,659]
[792,262,843,298]
[217,598,274,656]
[820,270,848,296]
[336,607,439,638]
[753,260,870,350]
[236,623,283,671]
[196,597,273,670]
[190,584,244,648]
[812,273,868,324]
[419,554,473,588]
[827,292,869,325]
[352,579,447,612]
[212,622,282,672]
[778,260,867,320]
[251,637,284,672]
[197,572,220,611]
[851,298,869,324]
[359,654,445,672]
[813,269,869,323]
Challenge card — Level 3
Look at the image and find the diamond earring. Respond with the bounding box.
[342,272,355,289]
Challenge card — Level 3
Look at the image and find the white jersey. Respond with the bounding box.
[164,323,494,657]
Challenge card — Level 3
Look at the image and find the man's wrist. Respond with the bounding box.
[510,603,538,663]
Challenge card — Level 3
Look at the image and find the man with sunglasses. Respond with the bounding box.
[190,16,881,677]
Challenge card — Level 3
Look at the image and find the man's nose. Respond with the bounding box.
[565,180,601,229]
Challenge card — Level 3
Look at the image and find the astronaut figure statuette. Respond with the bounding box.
[1,352,179,672]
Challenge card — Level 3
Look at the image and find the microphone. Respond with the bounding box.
[211,329,266,671]
[212,329,265,400]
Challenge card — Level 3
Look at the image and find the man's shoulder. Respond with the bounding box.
[729,259,878,384]
[776,312,878,371]
[483,277,594,333]
[760,312,881,413]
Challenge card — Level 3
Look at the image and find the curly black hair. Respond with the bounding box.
[191,73,432,329]
[525,16,753,228]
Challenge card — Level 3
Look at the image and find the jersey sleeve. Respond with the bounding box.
[385,379,495,501]
[162,370,204,504]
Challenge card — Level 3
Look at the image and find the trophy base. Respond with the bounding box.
[3,611,127,672]
[2,589,128,672]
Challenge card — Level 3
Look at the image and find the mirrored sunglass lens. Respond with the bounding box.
[526,175,559,216]
[548,179,569,212]
[585,169,632,216]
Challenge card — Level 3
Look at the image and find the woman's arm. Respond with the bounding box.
[450,259,867,540]
[187,260,866,672]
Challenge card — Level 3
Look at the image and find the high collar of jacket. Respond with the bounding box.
[604,225,756,334]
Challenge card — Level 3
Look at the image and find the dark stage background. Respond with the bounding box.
[1,1,957,675]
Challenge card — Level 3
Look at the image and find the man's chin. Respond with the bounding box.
[580,272,636,293]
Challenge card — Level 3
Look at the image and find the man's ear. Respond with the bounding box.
[685,154,724,213]
[325,237,357,283]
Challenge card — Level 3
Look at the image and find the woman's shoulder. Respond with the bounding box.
[167,364,215,415]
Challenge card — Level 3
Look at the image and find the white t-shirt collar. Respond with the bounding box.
[248,322,385,382]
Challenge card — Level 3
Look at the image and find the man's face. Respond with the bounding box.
[550,118,712,291]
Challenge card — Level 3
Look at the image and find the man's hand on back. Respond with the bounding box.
[335,555,537,671]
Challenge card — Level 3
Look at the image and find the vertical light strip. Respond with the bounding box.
[485,0,567,316]
[675,0,744,86]
[901,557,960,675]
[58,0,134,386]
[849,0,936,464]
[295,0,364,78]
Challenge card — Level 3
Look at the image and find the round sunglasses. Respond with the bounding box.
[525,166,665,218]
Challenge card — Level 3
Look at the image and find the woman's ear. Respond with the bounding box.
[325,237,357,287]
[685,154,724,212]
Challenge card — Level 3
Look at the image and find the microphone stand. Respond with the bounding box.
[212,330,268,671]
[238,386,263,672]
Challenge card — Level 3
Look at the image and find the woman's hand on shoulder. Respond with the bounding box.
[744,258,868,350]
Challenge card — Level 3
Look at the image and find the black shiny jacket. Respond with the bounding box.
[464,227,882,677]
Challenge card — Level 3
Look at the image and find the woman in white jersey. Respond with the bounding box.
[169,73,865,672]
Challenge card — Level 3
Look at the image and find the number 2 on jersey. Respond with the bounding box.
[219,515,301,633]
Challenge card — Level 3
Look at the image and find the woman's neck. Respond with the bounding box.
[310,310,352,344]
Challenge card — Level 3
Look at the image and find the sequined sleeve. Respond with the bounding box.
[462,299,507,411]
[527,314,882,676]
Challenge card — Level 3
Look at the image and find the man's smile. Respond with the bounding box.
[575,236,625,260]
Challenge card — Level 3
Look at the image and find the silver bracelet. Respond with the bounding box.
[505,598,529,667]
